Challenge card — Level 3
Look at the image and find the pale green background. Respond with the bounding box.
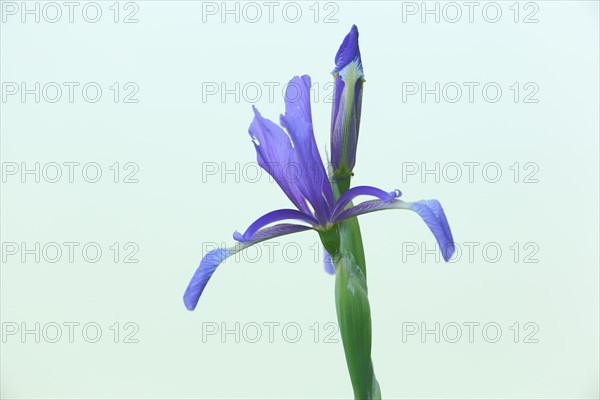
[1,1,598,399]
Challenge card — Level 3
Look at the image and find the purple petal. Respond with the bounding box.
[331,185,401,218]
[184,223,313,311]
[184,248,233,311]
[249,106,311,215]
[410,200,455,262]
[247,223,312,242]
[283,75,313,124]
[332,25,363,75]
[323,249,335,275]
[330,75,345,170]
[233,208,318,242]
[279,75,334,224]
[333,199,405,223]
[334,198,455,262]
[351,77,363,166]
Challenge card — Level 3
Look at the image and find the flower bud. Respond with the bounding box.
[330,25,365,178]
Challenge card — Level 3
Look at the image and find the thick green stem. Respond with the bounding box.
[330,174,381,399]
[333,251,381,399]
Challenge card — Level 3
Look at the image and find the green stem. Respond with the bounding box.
[330,174,381,399]
[333,251,381,400]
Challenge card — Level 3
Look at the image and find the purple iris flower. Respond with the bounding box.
[331,24,364,176]
[183,74,455,311]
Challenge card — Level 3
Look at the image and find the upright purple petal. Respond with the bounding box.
[250,75,336,225]
[249,106,310,215]
[283,75,313,124]
[333,198,455,262]
[280,75,334,224]
[183,223,313,311]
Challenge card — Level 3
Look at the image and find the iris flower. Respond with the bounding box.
[184,24,456,398]
[183,78,454,311]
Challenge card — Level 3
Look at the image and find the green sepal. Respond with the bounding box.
[318,225,341,257]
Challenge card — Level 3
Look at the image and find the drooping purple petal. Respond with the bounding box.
[332,25,363,75]
[331,185,401,218]
[333,198,407,222]
[184,223,313,311]
[249,106,310,215]
[280,75,334,223]
[184,248,233,311]
[247,223,313,241]
[410,200,455,262]
[233,208,318,242]
[323,248,335,275]
[333,198,455,262]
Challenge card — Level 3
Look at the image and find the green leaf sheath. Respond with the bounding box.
[331,176,381,399]
[333,251,381,399]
